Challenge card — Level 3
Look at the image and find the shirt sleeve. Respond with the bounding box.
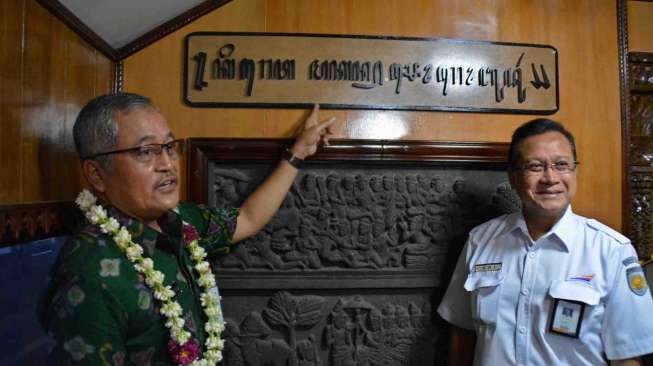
[437,239,475,330]
[198,205,240,257]
[44,274,127,365]
[602,243,653,360]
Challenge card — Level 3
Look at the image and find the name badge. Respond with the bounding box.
[549,298,585,338]
[474,263,502,273]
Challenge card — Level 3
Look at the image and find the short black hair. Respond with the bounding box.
[508,118,577,170]
[73,93,153,168]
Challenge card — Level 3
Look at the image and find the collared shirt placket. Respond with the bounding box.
[515,236,539,366]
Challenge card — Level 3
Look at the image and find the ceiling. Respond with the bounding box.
[59,0,206,50]
[38,0,231,60]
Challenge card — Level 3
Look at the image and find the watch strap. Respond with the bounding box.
[282,149,304,169]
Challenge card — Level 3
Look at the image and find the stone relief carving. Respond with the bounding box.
[222,291,435,366]
[324,296,434,366]
[213,170,516,271]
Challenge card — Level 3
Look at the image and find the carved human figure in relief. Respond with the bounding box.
[371,220,402,268]
[324,173,345,208]
[294,221,323,269]
[351,220,384,269]
[326,301,355,366]
[251,231,304,270]
[298,173,322,208]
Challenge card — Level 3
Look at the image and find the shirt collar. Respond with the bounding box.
[548,205,576,251]
[103,204,182,255]
[504,205,575,251]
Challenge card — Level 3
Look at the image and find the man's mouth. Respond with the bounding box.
[536,190,563,198]
[155,176,178,191]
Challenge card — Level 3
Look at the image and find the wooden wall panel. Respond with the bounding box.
[0,0,114,205]
[124,0,623,230]
[0,0,25,203]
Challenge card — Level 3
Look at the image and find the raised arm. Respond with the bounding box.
[232,104,336,243]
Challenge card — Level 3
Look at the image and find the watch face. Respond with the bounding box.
[283,149,304,169]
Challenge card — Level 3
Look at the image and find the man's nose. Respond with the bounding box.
[539,166,560,182]
[154,149,174,170]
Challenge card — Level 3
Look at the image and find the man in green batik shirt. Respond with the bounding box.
[40,93,336,365]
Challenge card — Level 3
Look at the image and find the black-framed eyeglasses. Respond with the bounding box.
[83,139,184,164]
[515,160,580,175]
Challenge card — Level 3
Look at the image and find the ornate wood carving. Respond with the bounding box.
[0,202,82,246]
[630,55,653,92]
[113,61,124,93]
[631,169,653,256]
[625,48,653,256]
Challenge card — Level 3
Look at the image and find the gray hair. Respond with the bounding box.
[73,93,153,168]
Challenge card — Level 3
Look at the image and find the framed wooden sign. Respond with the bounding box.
[184,32,558,114]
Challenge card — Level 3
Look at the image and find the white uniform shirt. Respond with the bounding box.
[438,206,653,365]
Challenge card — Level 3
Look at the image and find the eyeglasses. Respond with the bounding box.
[516,160,579,175]
[84,139,184,164]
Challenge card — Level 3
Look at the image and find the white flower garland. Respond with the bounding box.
[76,189,225,366]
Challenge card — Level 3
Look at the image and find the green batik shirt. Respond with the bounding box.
[40,202,239,365]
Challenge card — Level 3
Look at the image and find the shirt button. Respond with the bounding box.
[528,252,535,258]
[521,289,529,295]
[519,327,526,334]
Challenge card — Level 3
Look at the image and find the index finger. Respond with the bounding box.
[304,104,320,128]
[316,117,337,132]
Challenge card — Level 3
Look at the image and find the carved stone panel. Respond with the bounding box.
[221,291,441,366]
[205,159,516,365]
[210,164,513,282]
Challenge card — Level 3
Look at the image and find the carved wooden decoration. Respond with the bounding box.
[628,52,653,257]
[184,32,559,114]
[0,202,81,246]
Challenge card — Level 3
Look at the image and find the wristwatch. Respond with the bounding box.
[282,148,304,169]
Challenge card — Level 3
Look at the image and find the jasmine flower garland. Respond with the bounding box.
[76,189,225,366]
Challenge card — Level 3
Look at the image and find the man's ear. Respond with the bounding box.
[82,160,107,193]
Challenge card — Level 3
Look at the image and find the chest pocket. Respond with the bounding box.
[549,280,600,306]
[548,280,601,343]
[464,271,504,326]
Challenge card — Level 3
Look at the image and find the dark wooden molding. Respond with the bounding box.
[113,60,124,93]
[116,0,233,60]
[0,201,82,247]
[186,138,509,204]
[618,0,632,237]
[381,141,508,164]
[35,0,118,61]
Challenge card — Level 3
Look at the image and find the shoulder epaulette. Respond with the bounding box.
[586,219,630,245]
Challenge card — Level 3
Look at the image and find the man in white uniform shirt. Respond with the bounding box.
[438,119,653,366]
